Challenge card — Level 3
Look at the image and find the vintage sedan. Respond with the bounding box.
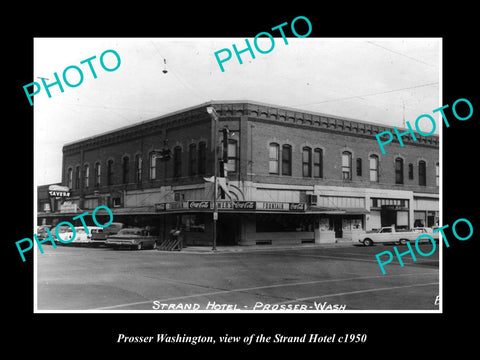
[105,228,160,250]
[55,226,103,245]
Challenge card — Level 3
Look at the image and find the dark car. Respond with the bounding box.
[90,222,124,246]
[105,228,160,250]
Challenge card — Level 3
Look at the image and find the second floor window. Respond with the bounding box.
[419,160,426,186]
[303,147,312,177]
[67,168,73,189]
[282,145,292,176]
[95,162,101,187]
[84,164,90,188]
[173,146,182,177]
[107,159,114,185]
[149,152,156,180]
[226,140,238,172]
[369,155,378,182]
[356,158,362,176]
[395,158,404,184]
[314,148,323,178]
[342,151,352,180]
[135,154,142,183]
[269,143,279,174]
[75,166,80,189]
[198,142,206,175]
[122,156,129,184]
[189,144,197,176]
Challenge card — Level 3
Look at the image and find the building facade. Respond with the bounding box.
[37,101,440,246]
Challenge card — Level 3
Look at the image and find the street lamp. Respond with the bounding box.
[206,106,219,251]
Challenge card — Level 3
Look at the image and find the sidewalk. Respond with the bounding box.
[162,239,356,254]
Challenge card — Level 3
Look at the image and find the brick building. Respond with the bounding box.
[37,100,440,246]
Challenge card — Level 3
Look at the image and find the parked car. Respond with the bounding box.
[358,226,429,246]
[90,222,124,247]
[105,228,160,250]
[55,226,103,245]
[36,225,52,240]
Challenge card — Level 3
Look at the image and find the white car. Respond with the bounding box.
[55,226,103,245]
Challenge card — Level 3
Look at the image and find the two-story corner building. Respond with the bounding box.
[37,100,439,247]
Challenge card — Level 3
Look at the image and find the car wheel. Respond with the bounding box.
[399,238,408,245]
[363,238,373,247]
[136,243,143,250]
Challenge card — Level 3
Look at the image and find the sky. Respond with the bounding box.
[33,37,441,186]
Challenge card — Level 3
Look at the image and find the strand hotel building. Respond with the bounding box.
[37,101,440,246]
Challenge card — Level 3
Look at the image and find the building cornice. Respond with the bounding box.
[63,100,439,155]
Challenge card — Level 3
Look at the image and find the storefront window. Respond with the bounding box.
[181,214,206,232]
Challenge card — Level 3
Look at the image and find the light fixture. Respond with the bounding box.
[162,59,168,74]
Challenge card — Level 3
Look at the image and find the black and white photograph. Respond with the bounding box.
[7,6,479,355]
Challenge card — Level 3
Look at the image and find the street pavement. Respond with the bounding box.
[36,242,440,312]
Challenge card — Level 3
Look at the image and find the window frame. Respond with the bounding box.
[282,144,292,176]
[395,157,404,185]
[95,162,101,187]
[189,143,197,176]
[302,146,312,177]
[84,164,90,189]
[269,143,280,175]
[107,159,114,186]
[418,160,426,186]
[149,152,156,180]
[369,155,379,182]
[122,156,130,184]
[198,142,207,175]
[173,146,182,178]
[342,151,352,180]
[313,148,323,178]
[135,154,142,183]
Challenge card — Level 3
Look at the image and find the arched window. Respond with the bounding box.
[189,143,197,176]
[67,167,73,189]
[269,143,279,174]
[95,162,101,187]
[135,154,142,183]
[173,146,182,178]
[282,144,292,176]
[342,151,352,180]
[84,164,90,188]
[418,160,426,186]
[149,152,156,180]
[314,148,323,178]
[303,147,312,177]
[226,139,238,172]
[369,155,379,182]
[107,159,114,185]
[198,142,206,175]
[122,156,130,184]
[395,158,404,184]
[75,165,80,189]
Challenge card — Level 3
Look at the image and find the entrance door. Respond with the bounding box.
[333,217,343,238]
[217,214,239,245]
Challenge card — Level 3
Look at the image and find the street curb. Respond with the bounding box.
[157,241,357,254]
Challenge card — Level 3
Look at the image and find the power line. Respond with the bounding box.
[296,82,439,107]
[367,41,436,67]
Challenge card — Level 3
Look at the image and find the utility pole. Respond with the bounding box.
[206,106,219,251]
